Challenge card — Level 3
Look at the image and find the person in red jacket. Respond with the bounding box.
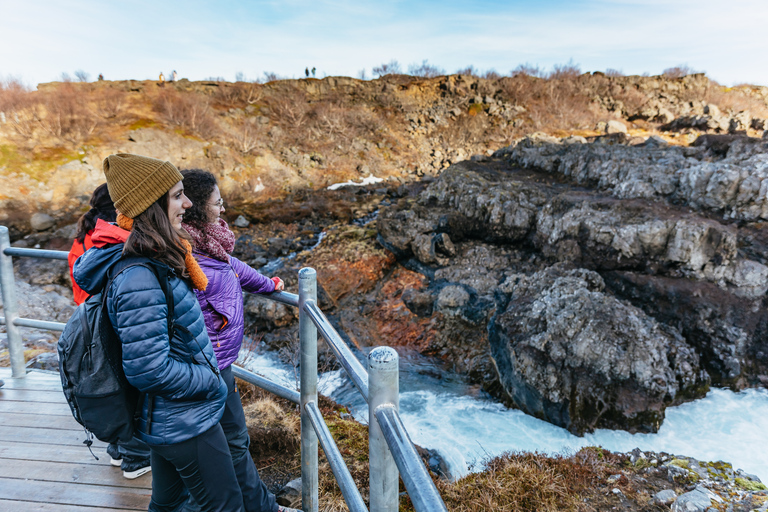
[68,183,117,305]
[68,183,152,479]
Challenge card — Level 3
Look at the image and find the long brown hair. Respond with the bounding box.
[122,193,189,278]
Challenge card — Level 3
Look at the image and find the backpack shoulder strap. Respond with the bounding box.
[105,257,175,334]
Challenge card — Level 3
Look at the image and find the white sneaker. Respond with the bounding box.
[123,465,152,479]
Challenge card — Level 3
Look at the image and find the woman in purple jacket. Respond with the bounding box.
[180,170,295,512]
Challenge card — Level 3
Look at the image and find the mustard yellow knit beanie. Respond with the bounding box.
[103,153,183,219]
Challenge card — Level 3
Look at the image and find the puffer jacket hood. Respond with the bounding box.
[73,242,227,446]
[194,252,275,370]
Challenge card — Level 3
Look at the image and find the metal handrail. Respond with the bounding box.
[0,225,448,512]
[303,299,369,401]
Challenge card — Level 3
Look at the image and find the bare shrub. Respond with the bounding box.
[261,72,281,83]
[227,116,263,154]
[605,68,624,77]
[74,70,90,82]
[456,66,479,77]
[214,82,263,108]
[95,87,125,119]
[484,69,503,80]
[268,87,310,130]
[0,78,37,137]
[499,72,600,132]
[372,60,401,77]
[706,86,768,118]
[549,60,581,80]
[663,64,700,79]
[408,60,444,78]
[39,82,99,144]
[153,89,219,138]
[511,63,544,78]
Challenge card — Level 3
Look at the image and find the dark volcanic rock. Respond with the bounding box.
[377,141,768,434]
[490,265,708,435]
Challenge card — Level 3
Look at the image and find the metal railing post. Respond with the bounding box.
[368,347,400,512]
[0,226,25,378]
[299,267,318,512]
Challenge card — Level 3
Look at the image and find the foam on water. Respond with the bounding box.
[240,349,768,482]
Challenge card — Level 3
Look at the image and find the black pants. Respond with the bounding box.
[148,423,244,512]
[184,366,277,512]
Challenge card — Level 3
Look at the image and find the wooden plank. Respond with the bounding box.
[0,439,119,465]
[0,499,134,511]
[0,370,63,391]
[0,388,67,403]
[0,477,150,510]
[0,425,107,449]
[0,399,72,416]
[0,411,84,430]
[0,458,151,488]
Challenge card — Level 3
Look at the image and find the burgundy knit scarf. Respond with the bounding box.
[182,218,236,262]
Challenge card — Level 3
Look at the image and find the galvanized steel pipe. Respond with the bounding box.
[368,346,400,512]
[374,406,448,512]
[231,364,299,404]
[299,267,319,512]
[0,226,25,378]
[305,401,368,512]
[303,300,369,401]
[2,247,68,260]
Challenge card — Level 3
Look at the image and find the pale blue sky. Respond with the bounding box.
[1,0,767,87]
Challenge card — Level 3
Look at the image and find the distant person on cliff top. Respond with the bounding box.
[172,70,178,82]
[305,67,309,77]
[98,73,104,81]
[159,72,165,87]
[180,169,294,512]
[311,66,316,77]
[67,183,152,479]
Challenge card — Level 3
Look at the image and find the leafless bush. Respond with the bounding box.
[408,60,444,78]
[456,66,479,77]
[39,82,99,144]
[484,69,503,80]
[372,60,401,77]
[214,82,263,108]
[357,69,368,80]
[706,87,768,118]
[227,116,263,154]
[663,64,700,79]
[269,88,310,130]
[74,70,90,82]
[549,61,581,80]
[95,87,125,119]
[511,63,544,78]
[153,89,219,138]
[499,72,600,132]
[0,78,37,137]
[606,68,624,77]
[261,72,281,83]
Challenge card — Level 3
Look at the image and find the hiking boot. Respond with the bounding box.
[106,443,122,467]
[121,456,151,479]
[277,506,301,512]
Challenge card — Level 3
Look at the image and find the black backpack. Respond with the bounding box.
[58,257,173,449]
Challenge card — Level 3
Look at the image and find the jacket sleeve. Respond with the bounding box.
[108,266,220,401]
[231,256,275,294]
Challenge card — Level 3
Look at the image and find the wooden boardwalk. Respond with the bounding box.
[0,367,152,511]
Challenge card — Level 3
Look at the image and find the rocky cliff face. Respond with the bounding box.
[377,133,768,435]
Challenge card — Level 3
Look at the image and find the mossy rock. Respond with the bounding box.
[735,478,767,491]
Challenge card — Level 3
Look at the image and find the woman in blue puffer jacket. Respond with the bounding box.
[73,154,241,512]
[180,169,290,512]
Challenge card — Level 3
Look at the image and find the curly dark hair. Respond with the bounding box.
[75,183,117,243]
[180,169,218,230]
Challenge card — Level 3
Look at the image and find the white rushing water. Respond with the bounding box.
[240,349,768,482]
